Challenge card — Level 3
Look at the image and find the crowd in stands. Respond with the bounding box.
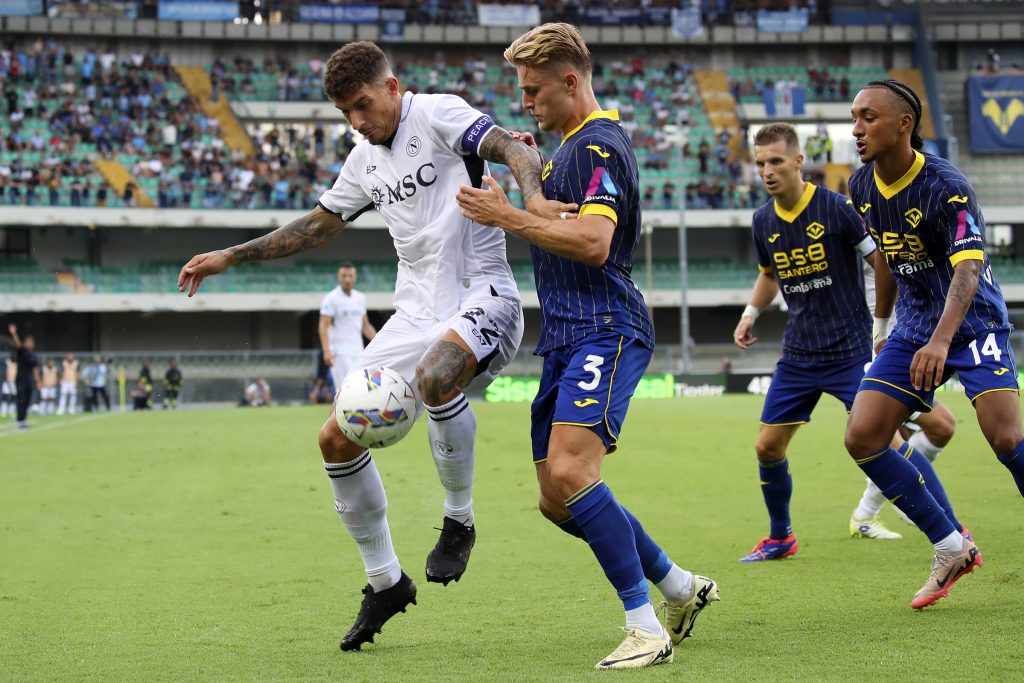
[0,38,770,211]
[731,70,853,105]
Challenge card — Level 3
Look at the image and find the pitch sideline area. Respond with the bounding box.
[3,395,1022,680]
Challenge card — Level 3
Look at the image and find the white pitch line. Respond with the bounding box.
[0,412,118,437]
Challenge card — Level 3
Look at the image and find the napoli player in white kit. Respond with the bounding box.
[319,262,377,394]
[178,41,572,651]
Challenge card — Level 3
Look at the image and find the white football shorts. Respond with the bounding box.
[349,293,523,411]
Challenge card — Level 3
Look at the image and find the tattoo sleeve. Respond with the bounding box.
[227,206,346,264]
[932,260,980,342]
[416,340,474,404]
[946,262,979,308]
[477,126,544,203]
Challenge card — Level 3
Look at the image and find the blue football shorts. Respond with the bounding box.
[861,328,1019,413]
[531,331,652,461]
[760,354,871,426]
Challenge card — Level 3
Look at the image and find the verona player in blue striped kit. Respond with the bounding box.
[457,23,718,671]
[734,123,898,559]
[846,80,1024,609]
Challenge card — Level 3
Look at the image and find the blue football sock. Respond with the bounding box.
[759,457,793,539]
[554,516,586,540]
[901,442,964,533]
[565,480,650,611]
[997,438,1024,497]
[619,505,673,583]
[855,447,955,543]
[555,507,673,583]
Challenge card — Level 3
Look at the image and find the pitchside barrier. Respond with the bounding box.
[36,344,1016,407]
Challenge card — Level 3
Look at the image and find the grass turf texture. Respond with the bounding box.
[2,393,1023,681]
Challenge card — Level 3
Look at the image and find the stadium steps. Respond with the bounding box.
[175,65,254,157]
[888,69,936,139]
[93,159,155,209]
[694,71,739,132]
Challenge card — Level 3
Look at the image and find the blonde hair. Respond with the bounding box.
[504,22,591,76]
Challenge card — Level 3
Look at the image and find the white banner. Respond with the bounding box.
[477,4,540,26]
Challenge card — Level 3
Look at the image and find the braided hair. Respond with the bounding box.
[863,80,925,150]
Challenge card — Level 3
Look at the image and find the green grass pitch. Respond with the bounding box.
[3,393,1023,681]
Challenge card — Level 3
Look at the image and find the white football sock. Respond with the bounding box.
[934,530,966,554]
[324,452,402,592]
[625,602,665,636]
[654,564,694,605]
[853,477,888,520]
[425,393,475,527]
[908,431,943,462]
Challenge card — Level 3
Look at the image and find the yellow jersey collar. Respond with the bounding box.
[874,151,924,200]
[773,182,816,223]
[562,109,619,144]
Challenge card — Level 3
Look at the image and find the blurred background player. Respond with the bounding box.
[138,364,154,409]
[732,123,898,558]
[458,23,717,671]
[244,377,272,406]
[7,324,40,430]
[1,351,16,420]
[39,358,58,415]
[844,80,1024,609]
[178,40,551,652]
[163,362,183,410]
[319,262,377,395]
[57,352,79,415]
[87,355,111,412]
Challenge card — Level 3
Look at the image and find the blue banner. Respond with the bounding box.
[0,0,42,16]
[379,7,405,42]
[477,4,539,26]
[967,75,1024,153]
[299,3,380,24]
[671,7,703,38]
[764,83,806,117]
[158,0,235,20]
[756,8,809,33]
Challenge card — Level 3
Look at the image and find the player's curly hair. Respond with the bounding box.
[504,22,592,76]
[753,122,800,151]
[863,79,925,150]
[322,41,392,101]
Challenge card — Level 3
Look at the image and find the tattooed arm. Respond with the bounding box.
[909,259,981,392]
[177,205,347,297]
[477,127,575,220]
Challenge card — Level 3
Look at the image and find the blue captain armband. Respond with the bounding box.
[460,115,495,155]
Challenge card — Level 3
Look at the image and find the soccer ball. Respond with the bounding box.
[335,367,418,449]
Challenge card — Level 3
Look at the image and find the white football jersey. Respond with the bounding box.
[320,286,368,354]
[318,92,519,321]
[863,261,896,333]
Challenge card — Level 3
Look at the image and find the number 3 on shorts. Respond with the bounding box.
[578,355,605,390]
[968,333,1002,365]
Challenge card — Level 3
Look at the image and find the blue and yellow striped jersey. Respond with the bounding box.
[849,152,1009,347]
[532,110,654,354]
[753,183,876,362]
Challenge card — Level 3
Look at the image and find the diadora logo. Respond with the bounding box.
[585,145,610,158]
[574,398,599,408]
[541,159,553,181]
[859,202,872,214]
[369,163,437,209]
[406,136,422,157]
[947,195,969,204]
[767,233,781,243]
[434,440,454,455]
[806,222,825,240]
[994,368,1010,376]
[904,208,923,228]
